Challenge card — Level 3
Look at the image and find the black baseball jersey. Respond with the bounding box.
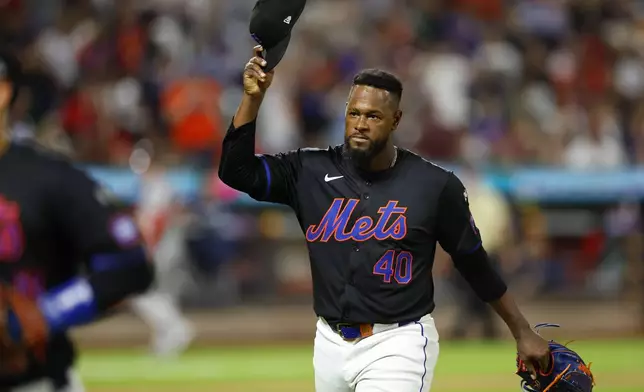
[220,121,495,325]
[0,142,142,388]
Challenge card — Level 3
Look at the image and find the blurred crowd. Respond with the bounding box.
[1,0,642,324]
[3,0,644,170]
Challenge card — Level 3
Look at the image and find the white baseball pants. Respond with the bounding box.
[313,314,440,392]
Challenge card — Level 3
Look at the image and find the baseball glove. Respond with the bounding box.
[516,323,595,392]
[0,284,49,376]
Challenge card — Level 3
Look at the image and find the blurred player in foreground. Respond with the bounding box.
[128,142,195,357]
[219,0,551,385]
[0,50,154,391]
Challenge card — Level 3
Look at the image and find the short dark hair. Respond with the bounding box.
[352,68,403,103]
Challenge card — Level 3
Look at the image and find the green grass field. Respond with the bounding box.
[78,339,643,392]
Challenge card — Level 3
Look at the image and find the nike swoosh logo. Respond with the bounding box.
[324,174,344,182]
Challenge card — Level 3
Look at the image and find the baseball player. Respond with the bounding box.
[0,50,154,392]
[218,1,552,391]
[130,154,195,357]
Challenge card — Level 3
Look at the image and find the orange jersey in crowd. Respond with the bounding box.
[161,77,223,153]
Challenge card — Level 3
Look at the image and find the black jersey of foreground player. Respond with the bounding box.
[218,73,506,324]
[221,135,507,324]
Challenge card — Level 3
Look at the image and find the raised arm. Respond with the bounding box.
[218,45,300,207]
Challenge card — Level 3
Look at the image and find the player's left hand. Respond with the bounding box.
[516,328,551,380]
[0,284,49,375]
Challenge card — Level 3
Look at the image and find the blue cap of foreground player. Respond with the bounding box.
[249,0,307,73]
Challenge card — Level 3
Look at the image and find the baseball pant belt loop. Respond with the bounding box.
[328,319,418,341]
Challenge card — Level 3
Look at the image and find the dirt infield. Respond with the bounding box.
[73,301,642,348]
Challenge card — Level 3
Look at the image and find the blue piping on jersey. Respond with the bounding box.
[260,156,271,199]
[463,241,482,254]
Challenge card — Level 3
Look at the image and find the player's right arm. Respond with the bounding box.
[219,45,301,206]
[436,172,550,376]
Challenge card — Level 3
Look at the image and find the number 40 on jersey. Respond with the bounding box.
[372,250,413,284]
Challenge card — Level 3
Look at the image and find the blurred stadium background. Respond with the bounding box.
[2,0,644,390]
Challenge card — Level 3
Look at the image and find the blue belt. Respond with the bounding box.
[328,320,416,340]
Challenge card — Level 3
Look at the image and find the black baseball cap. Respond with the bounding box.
[0,49,21,108]
[249,0,307,72]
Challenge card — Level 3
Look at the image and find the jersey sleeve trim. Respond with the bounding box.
[462,241,482,255]
[259,156,272,199]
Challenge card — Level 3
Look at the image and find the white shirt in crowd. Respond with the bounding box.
[564,133,627,170]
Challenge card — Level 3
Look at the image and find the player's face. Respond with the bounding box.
[344,85,401,162]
